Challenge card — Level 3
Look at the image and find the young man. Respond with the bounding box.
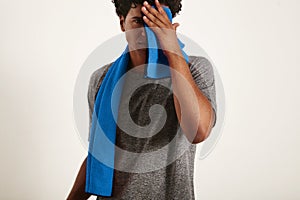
[67,0,217,199]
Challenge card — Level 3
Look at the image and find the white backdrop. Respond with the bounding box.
[0,0,299,199]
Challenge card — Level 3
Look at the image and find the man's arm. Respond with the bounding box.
[67,62,112,199]
[167,54,215,144]
[142,0,215,143]
[66,157,91,200]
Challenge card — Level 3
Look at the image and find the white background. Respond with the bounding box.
[0,0,299,199]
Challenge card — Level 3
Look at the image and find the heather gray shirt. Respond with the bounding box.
[87,56,217,200]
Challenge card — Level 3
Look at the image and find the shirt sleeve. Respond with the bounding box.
[189,56,217,128]
[87,64,111,141]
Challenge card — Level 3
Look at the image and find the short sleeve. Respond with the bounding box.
[87,64,112,140]
[189,56,217,128]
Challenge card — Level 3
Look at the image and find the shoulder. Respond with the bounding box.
[188,55,214,74]
[188,56,215,84]
[89,63,113,86]
[87,62,113,103]
[88,62,113,90]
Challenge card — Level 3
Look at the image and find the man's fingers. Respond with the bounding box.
[142,1,166,26]
[154,0,169,20]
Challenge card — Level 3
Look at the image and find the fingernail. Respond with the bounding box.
[144,1,148,5]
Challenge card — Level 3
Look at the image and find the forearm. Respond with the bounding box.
[166,51,215,144]
[67,157,91,200]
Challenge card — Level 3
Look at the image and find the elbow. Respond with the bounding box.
[192,118,214,144]
[192,108,216,144]
[192,130,210,144]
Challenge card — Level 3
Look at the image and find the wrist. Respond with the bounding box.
[164,47,183,60]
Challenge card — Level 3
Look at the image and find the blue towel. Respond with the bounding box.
[144,6,189,79]
[85,6,189,197]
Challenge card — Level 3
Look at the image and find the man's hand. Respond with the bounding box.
[66,157,91,200]
[141,0,181,56]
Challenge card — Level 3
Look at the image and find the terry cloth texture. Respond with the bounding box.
[86,56,217,200]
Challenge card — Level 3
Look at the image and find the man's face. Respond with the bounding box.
[119,4,147,51]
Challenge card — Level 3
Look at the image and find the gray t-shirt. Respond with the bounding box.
[87,56,217,200]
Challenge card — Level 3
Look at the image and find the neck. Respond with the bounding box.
[128,49,147,70]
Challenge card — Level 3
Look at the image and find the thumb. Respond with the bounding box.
[172,23,180,31]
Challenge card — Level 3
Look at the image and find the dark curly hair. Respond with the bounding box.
[112,0,182,18]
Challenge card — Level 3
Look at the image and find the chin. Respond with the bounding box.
[133,48,147,54]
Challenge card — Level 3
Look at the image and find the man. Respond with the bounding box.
[67,0,217,199]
